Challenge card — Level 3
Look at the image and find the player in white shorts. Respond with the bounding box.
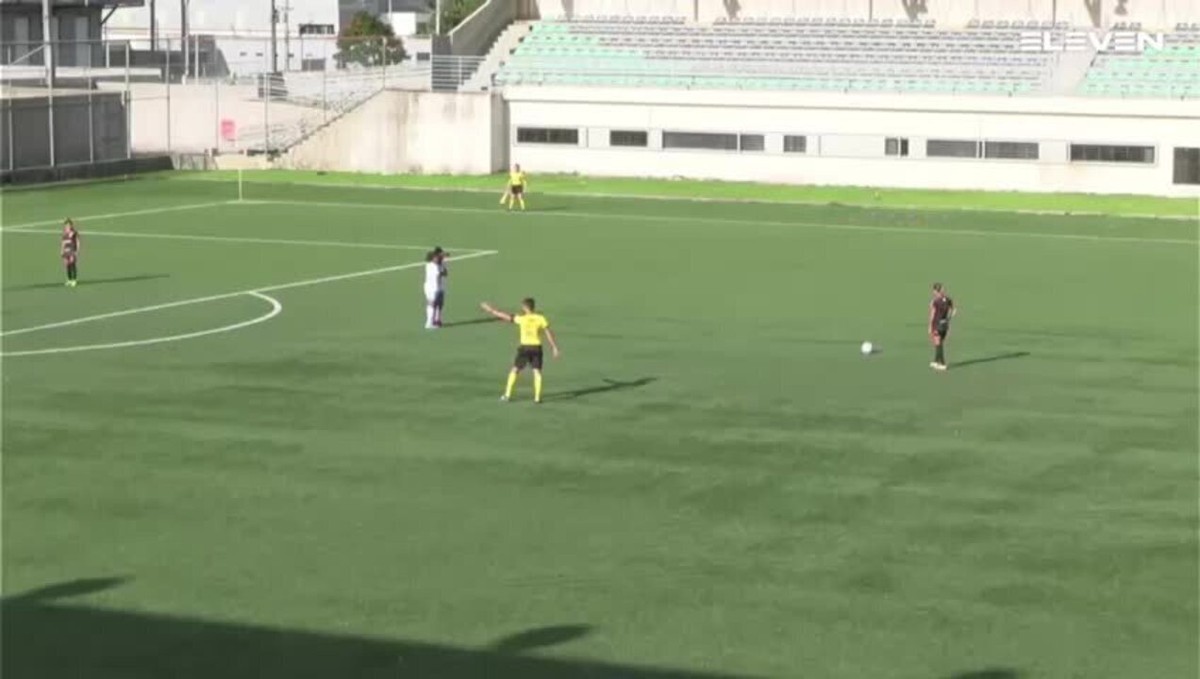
[423,247,448,329]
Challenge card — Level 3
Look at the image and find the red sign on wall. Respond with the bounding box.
[220,119,237,142]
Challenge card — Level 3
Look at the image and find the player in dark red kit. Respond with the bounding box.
[432,246,448,327]
[61,219,81,287]
[929,282,956,371]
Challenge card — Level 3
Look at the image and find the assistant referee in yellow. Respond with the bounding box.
[481,297,560,403]
[499,163,528,211]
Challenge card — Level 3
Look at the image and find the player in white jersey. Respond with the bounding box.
[423,247,448,329]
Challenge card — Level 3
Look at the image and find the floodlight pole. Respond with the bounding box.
[283,4,290,72]
[435,0,441,35]
[270,0,278,72]
[42,0,56,166]
[41,0,54,87]
[149,0,158,50]
[181,0,189,80]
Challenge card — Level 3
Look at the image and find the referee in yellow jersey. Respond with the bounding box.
[500,163,528,211]
[481,298,560,403]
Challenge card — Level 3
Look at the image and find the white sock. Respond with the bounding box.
[425,304,434,327]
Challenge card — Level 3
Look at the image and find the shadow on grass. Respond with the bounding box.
[439,317,500,328]
[4,274,169,292]
[489,624,592,654]
[544,377,658,402]
[952,351,1031,370]
[2,578,1023,679]
[1,577,755,679]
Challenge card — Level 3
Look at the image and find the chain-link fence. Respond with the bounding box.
[2,36,437,175]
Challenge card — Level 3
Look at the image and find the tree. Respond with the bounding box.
[337,11,406,67]
[439,0,485,33]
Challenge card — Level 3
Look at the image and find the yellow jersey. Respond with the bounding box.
[509,170,527,188]
[514,313,548,346]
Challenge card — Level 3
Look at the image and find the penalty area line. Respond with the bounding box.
[1,201,238,231]
[0,249,498,345]
[1,292,283,357]
[1,227,489,254]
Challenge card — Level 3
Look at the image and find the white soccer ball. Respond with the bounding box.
[861,341,874,356]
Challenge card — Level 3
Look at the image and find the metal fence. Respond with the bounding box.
[1,36,440,174]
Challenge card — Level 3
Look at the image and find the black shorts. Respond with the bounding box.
[513,345,543,370]
[510,184,524,196]
[433,290,445,307]
[933,320,951,340]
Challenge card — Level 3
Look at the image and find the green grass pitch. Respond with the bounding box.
[1,175,1197,679]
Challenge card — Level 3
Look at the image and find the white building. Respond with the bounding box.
[104,0,340,74]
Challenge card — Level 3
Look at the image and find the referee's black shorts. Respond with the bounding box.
[510,184,524,196]
[513,345,543,370]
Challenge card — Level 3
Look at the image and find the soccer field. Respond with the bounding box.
[2,175,1197,679]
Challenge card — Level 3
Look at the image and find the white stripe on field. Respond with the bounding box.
[241,199,1200,247]
[209,177,1200,222]
[1,292,283,357]
[1,249,498,338]
[1,201,237,231]
[1,227,488,253]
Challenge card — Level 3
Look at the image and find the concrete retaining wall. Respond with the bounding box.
[278,89,506,174]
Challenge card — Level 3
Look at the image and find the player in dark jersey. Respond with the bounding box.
[432,246,448,327]
[929,282,956,371]
[61,219,81,287]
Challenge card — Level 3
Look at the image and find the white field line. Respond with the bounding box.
[195,177,1200,222]
[1,249,498,339]
[2,228,487,254]
[1,201,237,231]
[1,292,283,357]
[241,199,1200,247]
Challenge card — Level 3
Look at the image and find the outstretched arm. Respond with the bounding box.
[544,328,561,358]
[480,302,513,322]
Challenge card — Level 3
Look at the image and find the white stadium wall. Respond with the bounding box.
[531,0,1200,28]
[503,87,1200,197]
[280,90,506,174]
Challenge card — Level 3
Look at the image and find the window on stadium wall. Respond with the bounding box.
[739,134,765,152]
[663,132,739,151]
[1173,148,1200,185]
[610,130,648,148]
[517,128,580,145]
[1069,144,1156,164]
[783,135,807,154]
[926,139,981,159]
[885,137,909,157]
[984,141,1039,160]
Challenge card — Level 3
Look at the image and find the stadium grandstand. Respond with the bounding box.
[497,16,1199,98]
